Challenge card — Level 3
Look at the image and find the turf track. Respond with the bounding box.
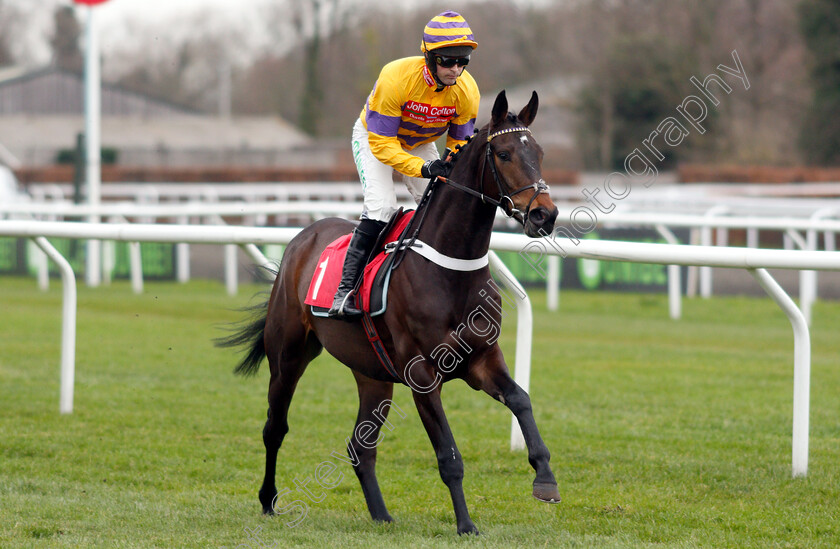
[1,276,838,548]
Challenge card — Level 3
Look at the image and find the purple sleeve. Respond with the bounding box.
[366,108,402,137]
[448,118,476,141]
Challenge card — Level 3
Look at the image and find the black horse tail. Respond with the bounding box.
[214,296,269,377]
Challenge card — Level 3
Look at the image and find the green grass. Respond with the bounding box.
[1,275,839,548]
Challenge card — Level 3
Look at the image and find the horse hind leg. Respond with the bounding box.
[259,330,322,514]
[347,372,401,523]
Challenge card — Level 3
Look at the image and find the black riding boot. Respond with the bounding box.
[328,219,384,320]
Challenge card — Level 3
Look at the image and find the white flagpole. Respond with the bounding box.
[83,5,101,286]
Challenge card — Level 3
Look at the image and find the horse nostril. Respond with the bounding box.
[528,208,546,225]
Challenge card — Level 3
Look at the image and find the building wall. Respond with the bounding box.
[0,68,320,168]
[0,68,194,118]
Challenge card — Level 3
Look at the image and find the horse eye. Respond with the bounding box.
[497,151,511,162]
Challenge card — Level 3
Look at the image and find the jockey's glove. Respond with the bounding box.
[421,159,452,179]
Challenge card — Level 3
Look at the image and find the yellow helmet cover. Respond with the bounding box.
[420,11,478,53]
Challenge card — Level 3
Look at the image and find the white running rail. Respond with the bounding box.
[4,220,840,478]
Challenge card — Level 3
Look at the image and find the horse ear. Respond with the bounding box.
[517,91,539,127]
[491,90,508,127]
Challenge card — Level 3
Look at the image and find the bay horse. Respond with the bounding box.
[218,90,561,535]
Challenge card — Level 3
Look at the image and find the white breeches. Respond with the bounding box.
[351,117,440,222]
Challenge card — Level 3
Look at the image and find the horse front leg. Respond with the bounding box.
[467,349,561,503]
[411,387,478,535]
[502,380,562,502]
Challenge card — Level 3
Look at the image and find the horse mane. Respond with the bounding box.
[448,111,522,180]
[448,129,485,183]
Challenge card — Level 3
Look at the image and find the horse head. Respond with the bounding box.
[485,90,558,238]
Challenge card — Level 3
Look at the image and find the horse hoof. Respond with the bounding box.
[457,523,480,536]
[533,482,561,504]
[259,492,277,515]
[372,515,393,523]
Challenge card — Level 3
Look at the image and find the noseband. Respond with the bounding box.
[439,126,550,225]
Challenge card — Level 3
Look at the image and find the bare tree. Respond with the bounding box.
[108,11,265,114]
[0,1,14,66]
[0,0,808,169]
[798,0,840,165]
[283,0,347,136]
[50,6,82,72]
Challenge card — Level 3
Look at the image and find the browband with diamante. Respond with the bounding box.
[487,126,531,142]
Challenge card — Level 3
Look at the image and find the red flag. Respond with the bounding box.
[74,0,110,5]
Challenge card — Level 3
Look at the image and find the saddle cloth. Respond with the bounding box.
[305,210,415,317]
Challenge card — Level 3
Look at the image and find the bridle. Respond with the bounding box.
[439,125,550,225]
[390,124,550,270]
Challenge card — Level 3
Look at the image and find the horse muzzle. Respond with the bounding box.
[524,205,558,238]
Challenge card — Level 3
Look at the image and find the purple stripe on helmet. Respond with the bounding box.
[365,108,401,137]
[448,118,476,141]
[426,20,471,30]
[423,33,475,44]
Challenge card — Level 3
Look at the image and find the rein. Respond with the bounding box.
[390,171,439,270]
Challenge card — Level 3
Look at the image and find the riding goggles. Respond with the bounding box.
[435,55,470,68]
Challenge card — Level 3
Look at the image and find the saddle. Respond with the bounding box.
[305,209,415,317]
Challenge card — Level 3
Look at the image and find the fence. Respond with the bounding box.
[5,198,840,323]
[3,219,840,479]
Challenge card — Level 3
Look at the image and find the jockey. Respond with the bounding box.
[329,10,481,319]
